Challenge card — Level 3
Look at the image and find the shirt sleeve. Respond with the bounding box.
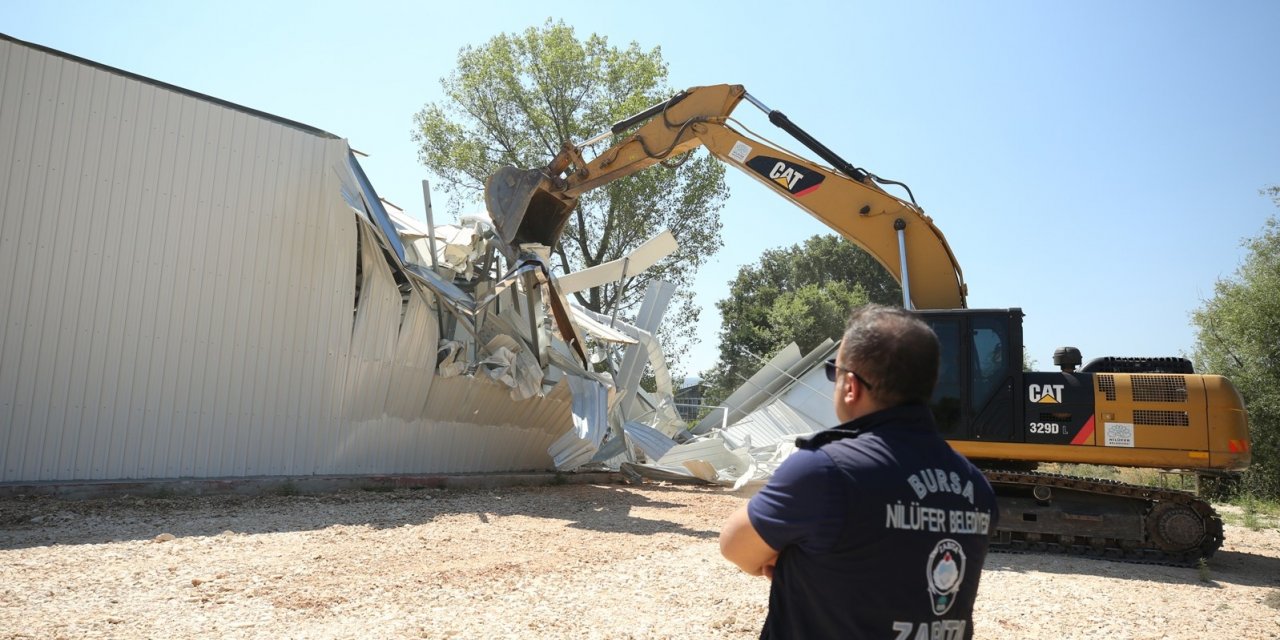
[746,448,849,554]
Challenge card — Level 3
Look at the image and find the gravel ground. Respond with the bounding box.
[1,482,1278,639]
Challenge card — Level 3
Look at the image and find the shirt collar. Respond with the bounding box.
[796,403,937,449]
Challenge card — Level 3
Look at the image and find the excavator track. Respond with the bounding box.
[984,470,1223,566]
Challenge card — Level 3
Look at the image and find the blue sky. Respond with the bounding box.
[6,1,1279,376]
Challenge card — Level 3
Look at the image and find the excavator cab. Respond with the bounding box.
[921,308,1024,444]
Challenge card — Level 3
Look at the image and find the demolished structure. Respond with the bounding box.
[385,193,798,487]
[0,33,787,486]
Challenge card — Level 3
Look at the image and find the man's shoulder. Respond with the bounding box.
[772,446,841,480]
[796,425,864,450]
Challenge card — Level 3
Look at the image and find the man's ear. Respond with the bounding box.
[840,372,859,406]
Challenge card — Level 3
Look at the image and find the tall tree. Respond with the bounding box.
[412,20,727,369]
[704,234,901,404]
[1192,186,1280,498]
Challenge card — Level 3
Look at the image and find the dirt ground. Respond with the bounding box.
[1,482,1278,640]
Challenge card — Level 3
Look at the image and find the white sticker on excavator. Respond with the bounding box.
[729,141,752,163]
[1104,422,1134,447]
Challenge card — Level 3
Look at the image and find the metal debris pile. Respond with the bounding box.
[385,195,836,487]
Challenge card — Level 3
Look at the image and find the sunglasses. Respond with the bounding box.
[825,358,874,390]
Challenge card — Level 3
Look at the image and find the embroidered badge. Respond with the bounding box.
[926,538,966,615]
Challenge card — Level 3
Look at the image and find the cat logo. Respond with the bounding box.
[769,162,805,190]
[1029,383,1065,404]
[745,155,824,196]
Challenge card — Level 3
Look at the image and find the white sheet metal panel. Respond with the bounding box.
[567,306,637,345]
[652,435,752,483]
[415,376,570,472]
[548,376,612,469]
[554,230,678,294]
[720,402,823,450]
[717,343,836,449]
[610,281,680,424]
[0,35,573,482]
[622,421,677,462]
[771,353,840,428]
[693,344,803,434]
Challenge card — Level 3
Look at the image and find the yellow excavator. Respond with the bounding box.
[484,84,1251,563]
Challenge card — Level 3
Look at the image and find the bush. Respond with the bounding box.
[1192,192,1280,500]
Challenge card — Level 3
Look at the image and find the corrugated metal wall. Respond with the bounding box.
[0,35,568,482]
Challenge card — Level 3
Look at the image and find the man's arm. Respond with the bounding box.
[719,504,780,578]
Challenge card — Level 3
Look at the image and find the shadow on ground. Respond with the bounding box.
[0,482,724,550]
[986,538,1280,589]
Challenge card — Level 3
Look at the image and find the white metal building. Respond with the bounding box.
[0,34,577,483]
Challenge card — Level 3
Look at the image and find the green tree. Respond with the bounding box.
[703,234,901,404]
[1191,186,1280,498]
[412,20,727,370]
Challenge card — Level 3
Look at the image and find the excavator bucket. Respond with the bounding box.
[485,165,577,251]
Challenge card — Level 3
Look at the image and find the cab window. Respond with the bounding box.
[929,319,962,434]
[970,318,1008,410]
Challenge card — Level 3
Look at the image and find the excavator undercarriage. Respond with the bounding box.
[986,470,1223,565]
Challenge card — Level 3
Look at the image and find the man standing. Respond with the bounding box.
[719,304,997,639]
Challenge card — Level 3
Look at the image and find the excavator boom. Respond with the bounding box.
[485,84,968,310]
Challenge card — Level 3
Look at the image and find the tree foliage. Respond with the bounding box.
[1192,186,1280,498]
[412,20,728,369]
[703,234,902,404]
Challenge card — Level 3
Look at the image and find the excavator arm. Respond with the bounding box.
[484,83,968,310]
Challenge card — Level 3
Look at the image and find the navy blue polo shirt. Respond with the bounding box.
[747,404,997,640]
